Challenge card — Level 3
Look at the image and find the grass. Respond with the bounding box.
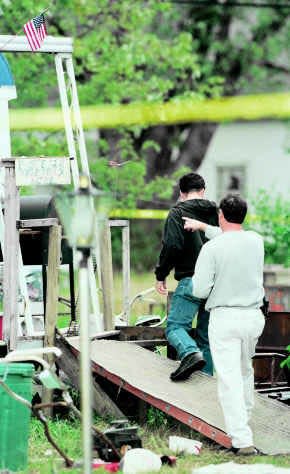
[14,271,290,472]
[23,416,290,473]
[56,270,175,329]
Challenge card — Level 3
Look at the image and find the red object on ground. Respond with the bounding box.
[92,459,120,472]
[161,454,177,466]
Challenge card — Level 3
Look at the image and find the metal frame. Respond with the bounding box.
[109,220,130,324]
[54,52,102,332]
[54,54,80,188]
[1,35,104,341]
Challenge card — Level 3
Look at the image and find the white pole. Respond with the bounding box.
[79,251,92,473]
[65,56,91,180]
[3,160,19,350]
[54,54,80,189]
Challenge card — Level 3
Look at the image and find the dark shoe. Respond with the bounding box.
[228,446,259,456]
[170,352,206,381]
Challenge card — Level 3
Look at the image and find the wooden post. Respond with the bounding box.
[100,221,114,331]
[3,159,19,351]
[44,224,61,352]
[109,220,130,325]
[43,224,61,416]
[122,224,130,324]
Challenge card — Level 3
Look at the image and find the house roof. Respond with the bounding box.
[0,53,14,86]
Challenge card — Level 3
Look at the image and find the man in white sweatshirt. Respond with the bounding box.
[183,194,265,456]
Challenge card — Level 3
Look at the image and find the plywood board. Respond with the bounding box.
[66,337,290,455]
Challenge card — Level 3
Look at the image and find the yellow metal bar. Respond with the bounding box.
[10,92,290,130]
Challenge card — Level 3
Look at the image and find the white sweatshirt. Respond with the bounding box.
[193,226,264,311]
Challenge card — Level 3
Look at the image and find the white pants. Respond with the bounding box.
[209,307,265,448]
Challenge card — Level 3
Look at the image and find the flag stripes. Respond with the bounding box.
[23,14,47,52]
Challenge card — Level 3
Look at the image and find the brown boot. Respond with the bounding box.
[232,446,259,456]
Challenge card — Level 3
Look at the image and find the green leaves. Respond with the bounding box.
[2,0,289,212]
[280,345,290,369]
[248,190,290,267]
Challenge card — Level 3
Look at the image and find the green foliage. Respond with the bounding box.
[248,191,290,267]
[0,0,223,107]
[187,4,290,95]
[281,345,290,369]
[112,220,163,272]
[146,406,168,429]
[1,0,289,212]
[1,0,225,210]
[91,156,146,208]
[12,132,67,156]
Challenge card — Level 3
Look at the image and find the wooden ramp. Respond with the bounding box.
[64,337,290,455]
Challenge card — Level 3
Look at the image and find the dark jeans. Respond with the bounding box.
[166,277,213,375]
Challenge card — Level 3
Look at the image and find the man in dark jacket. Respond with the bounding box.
[155,172,218,380]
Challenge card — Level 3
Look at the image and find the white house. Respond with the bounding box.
[198,121,290,203]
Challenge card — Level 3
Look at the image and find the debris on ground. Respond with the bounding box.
[192,462,290,473]
[169,436,202,455]
[119,448,162,473]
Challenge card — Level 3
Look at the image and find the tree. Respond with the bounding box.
[0,0,224,208]
[0,0,289,209]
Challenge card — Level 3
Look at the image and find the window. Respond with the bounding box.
[216,165,246,202]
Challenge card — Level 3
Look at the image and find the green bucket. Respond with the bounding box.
[0,363,34,472]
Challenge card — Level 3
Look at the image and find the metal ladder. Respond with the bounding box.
[54,53,103,333]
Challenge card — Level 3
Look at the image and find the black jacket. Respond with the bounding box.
[155,199,218,281]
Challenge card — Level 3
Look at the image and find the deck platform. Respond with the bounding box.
[64,336,290,455]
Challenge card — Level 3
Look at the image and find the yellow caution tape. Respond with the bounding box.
[110,209,289,224]
[109,208,168,219]
[10,92,290,130]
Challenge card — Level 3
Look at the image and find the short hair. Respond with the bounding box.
[219,194,247,224]
[179,173,205,193]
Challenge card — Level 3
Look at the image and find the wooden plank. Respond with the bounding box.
[17,336,44,341]
[3,162,19,350]
[127,339,166,348]
[44,225,61,351]
[58,328,121,340]
[43,225,61,416]
[117,326,165,341]
[66,338,290,455]
[18,218,59,228]
[56,334,124,418]
[15,157,71,186]
[67,337,231,448]
[109,220,129,227]
[99,221,114,330]
[122,224,130,324]
[0,35,73,53]
[1,156,70,163]
[91,330,120,340]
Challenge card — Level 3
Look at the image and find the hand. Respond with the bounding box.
[182,217,207,232]
[156,280,168,296]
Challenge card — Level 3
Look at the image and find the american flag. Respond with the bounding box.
[23,13,47,52]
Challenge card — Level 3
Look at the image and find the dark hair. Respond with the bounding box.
[179,173,205,193]
[219,194,247,224]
